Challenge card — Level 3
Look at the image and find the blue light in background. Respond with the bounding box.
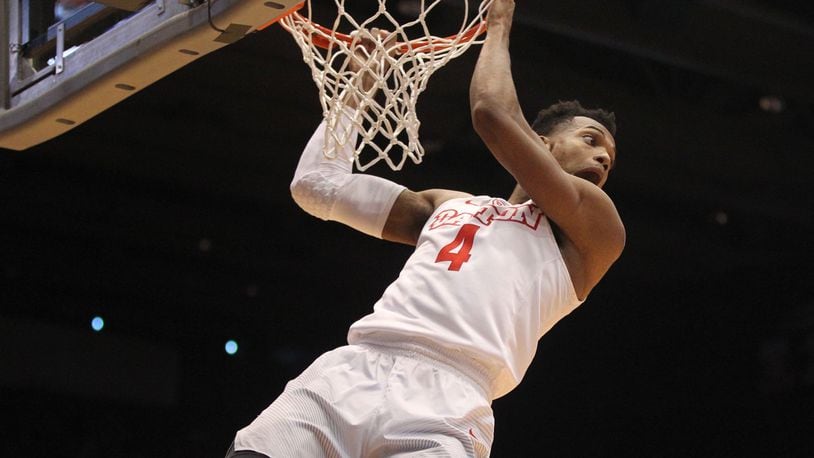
[91,316,104,332]
[225,340,238,355]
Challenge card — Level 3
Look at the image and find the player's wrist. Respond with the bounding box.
[487,0,515,30]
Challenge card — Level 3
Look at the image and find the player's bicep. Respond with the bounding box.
[382,189,471,246]
[555,181,625,293]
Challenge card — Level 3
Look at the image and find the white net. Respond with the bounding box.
[281,0,492,171]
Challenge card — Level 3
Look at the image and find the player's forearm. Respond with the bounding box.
[470,1,546,177]
[469,1,524,124]
[290,116,405,239]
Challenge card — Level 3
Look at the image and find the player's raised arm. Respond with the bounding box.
[469,0,624,297]
[290,29,468,246]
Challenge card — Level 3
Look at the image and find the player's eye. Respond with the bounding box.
[582,134,596,145]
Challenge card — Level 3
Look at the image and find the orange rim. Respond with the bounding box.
[287,12,488,55]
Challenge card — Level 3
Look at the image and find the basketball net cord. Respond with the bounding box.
[281,0,492,171]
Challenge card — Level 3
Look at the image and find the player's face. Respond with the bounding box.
[545,116,617,188]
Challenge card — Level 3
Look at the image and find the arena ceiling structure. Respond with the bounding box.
[1,1,813,456]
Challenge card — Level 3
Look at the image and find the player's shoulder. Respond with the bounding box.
[416,189,473,210]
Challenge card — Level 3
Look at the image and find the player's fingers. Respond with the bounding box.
[358,28,378,53]
[382,30,397,54]
[349,30,373,54]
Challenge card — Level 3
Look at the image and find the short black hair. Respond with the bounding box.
[531,100,616,137]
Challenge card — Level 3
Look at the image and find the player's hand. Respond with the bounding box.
[344,28,396,108]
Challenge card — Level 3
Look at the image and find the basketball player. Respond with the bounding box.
[226,0,624,456]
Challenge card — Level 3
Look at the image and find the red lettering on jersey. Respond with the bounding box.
[473,205,512,226]
[509,204,543,229]
[429,199,543,231]
[429,209,469,230]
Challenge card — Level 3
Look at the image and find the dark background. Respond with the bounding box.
[2,1,814,456]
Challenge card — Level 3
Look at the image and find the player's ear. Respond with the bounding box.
[538,134,552,148]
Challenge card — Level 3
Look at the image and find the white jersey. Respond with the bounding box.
[348,196,583,399]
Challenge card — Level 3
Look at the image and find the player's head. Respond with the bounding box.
[532,100,617,188]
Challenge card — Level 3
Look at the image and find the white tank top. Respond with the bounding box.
[348,196,583,399]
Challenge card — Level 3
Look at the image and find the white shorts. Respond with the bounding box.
[233,343,495,457]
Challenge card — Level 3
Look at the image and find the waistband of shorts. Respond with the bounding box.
[352,334,496,400]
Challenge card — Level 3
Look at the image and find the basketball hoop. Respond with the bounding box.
[281,0,493,171]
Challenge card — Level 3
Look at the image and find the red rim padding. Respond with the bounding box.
[287,11,488,54]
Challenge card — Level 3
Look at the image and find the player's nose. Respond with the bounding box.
[594,151,611,171]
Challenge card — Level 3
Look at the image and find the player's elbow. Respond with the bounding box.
[471,100,504,141]
[290,172,336,221]
[612,224,627,261]
[599,221,627,269]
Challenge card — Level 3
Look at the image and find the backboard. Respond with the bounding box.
[0,0,303,151]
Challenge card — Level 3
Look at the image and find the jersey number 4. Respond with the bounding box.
[435,224,480,271]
